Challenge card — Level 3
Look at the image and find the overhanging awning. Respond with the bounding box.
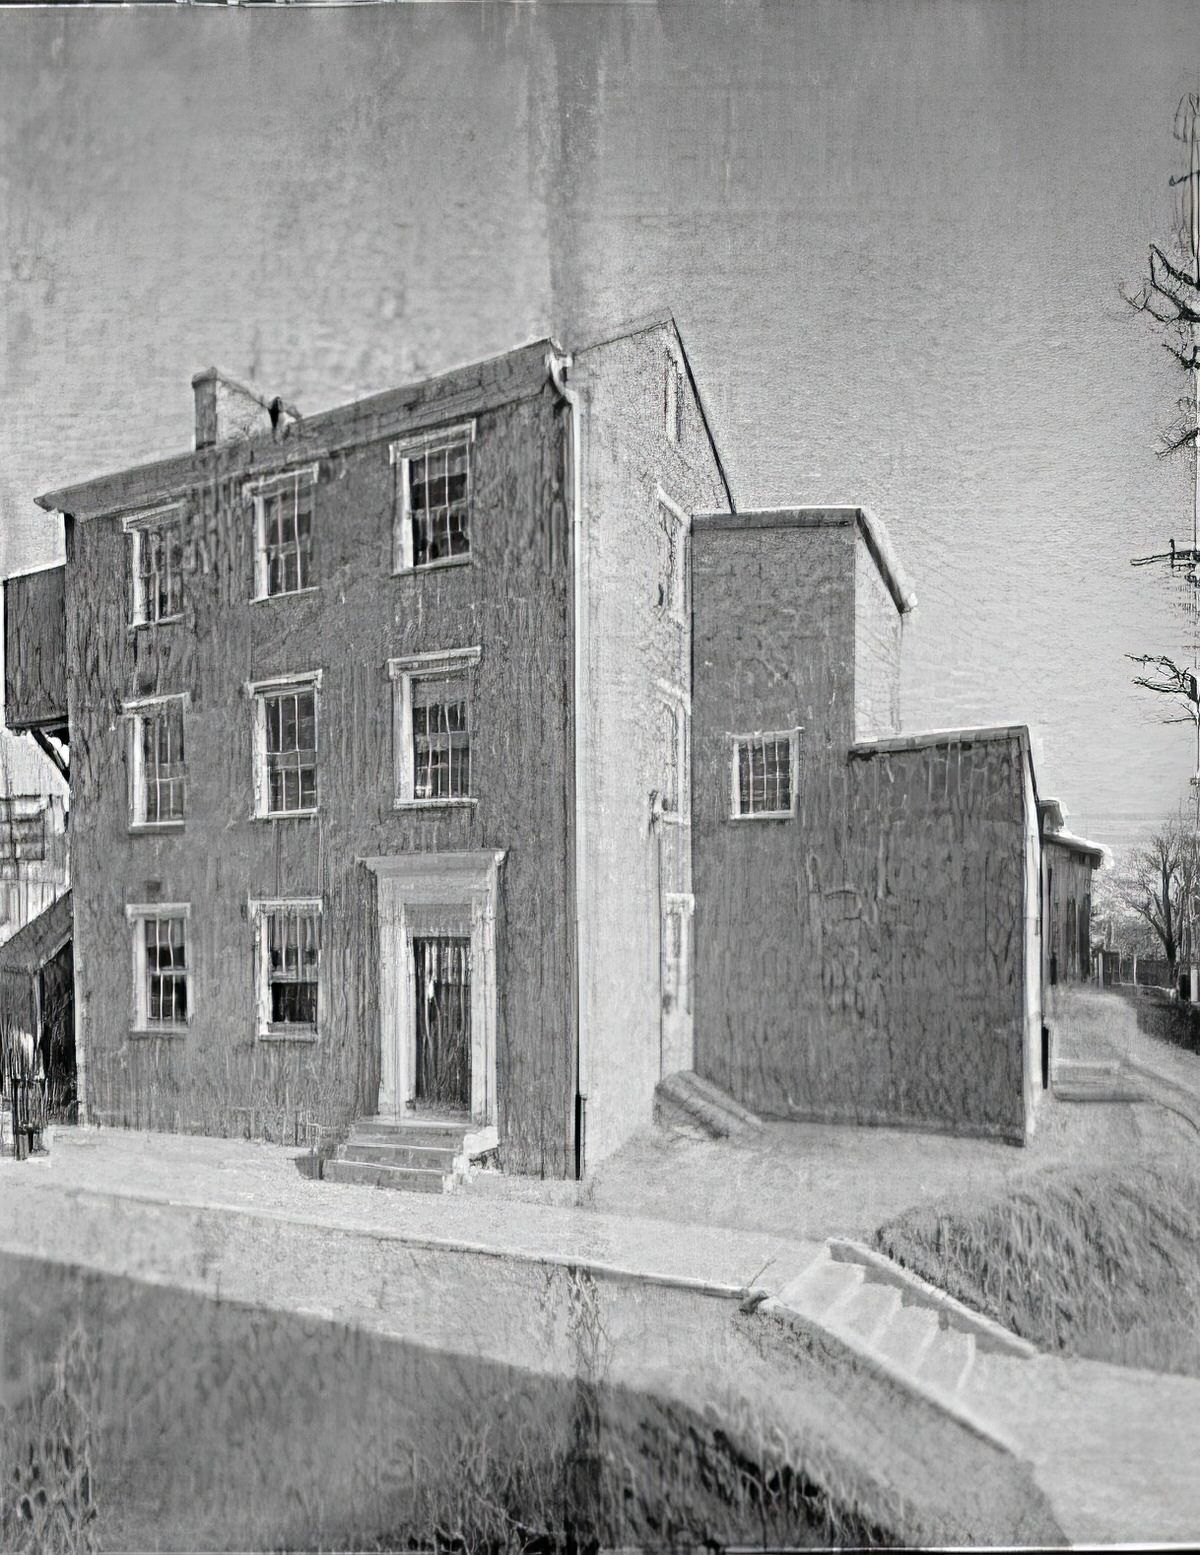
[0,889,72,977]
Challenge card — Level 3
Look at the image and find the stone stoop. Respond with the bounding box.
[772,1243,1035,1410]
[654,1070,764,1140]
[1052,1059,1148,1104]
[323,1118,472,1194]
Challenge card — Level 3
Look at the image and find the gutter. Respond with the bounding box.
[548,348,589,1179]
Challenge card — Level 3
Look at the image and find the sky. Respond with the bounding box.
[1,0,1198,846]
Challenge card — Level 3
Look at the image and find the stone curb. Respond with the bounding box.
[11,1179,774,1306]
[755,1294,1028,1463]
[826,1238,1038,1358]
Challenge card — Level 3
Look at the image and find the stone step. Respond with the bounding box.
[654,1071,763,1140]
[874,1302,940,1373]
[838,1282,902,1347]
[322,1158,449,1193]
[339,1141,460,1169]
[351,1119,470,1147]
[915,1325,977,1395]
[779,1255,865,1318]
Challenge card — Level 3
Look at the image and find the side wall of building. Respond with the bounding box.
[692,520,1031,1141]
[66,381,577,1173]
[853,531,902,742]
[572,324,729,1165]
[1043,840,1095,985]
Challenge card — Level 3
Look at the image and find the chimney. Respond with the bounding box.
[191,368,279,450]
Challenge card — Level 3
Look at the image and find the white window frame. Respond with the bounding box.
[244,463,320,602]
[249,897,322,1042]
[655,680,690,824]
[123,503,185,628]
[246,669,322,819]
[387,647,481,809]
[656,487,690,625]
[389,421,475,574]
[123,693,189,831]
[126,902,191,1036]
[730,728,802,820]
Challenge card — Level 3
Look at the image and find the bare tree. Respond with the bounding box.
[1110,812,1200,973]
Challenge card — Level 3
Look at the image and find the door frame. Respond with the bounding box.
[363,850,504,1137]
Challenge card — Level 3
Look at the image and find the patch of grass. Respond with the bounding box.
[874,1161,1200,1377]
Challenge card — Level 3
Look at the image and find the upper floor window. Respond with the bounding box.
[657,490,689,623]
[248,671,320,817]
[246,466,318,599]
[126,903,190,1033]
[125,694,187,828]
[731,730,800,819]
[390,423,474,571]
[124,505,184,626]
[250,898,321,1039]
[388,647,480,807]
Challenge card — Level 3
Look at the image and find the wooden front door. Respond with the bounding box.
[413,935,471,1112]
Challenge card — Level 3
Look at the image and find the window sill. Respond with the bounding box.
[392,797,477,811]
[127,615,184,634]
[253,809,320,821]
[393,555,472,577]
[128,821,185,835]
[129,1026,189,1040]
[729,810,796,822]
[258,1027,319,1044]
[251,586,320,605]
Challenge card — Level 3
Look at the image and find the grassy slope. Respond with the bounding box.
[874,1160,1200,1377]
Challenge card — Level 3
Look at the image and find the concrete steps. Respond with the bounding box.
[775,1246,1010,1405]
[323,1117,469,1195]
[654,1070,764,1140]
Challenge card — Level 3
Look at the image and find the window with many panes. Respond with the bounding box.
[391,424,474,571]
[251,900,321,1037]
[388,648,480,807]
[124,507,184,626]
[249,467,318,599]
[126,697,186,827]
[731,731,799,819]
[127,907,190,1032]
[250,674,320,817]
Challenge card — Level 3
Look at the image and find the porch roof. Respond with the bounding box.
[0,889,72,977]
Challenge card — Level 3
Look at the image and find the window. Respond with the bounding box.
[127,905,190,1033]
[125,696,187,827]
[124,506,184,626]
[390,423,474,571]
[731,731,800,819]
[656,683,690,822]
[388,647,481,807]
[248,672,320,817]
[251,899,321,1038]
[247,466,318,599]
[657,490,689,623]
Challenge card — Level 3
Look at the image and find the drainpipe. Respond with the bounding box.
[548,347,588,1179]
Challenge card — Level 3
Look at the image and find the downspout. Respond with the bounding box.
[548,347,588,1179]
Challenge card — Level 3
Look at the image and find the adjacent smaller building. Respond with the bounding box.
[1039,798,1105,986]
[0,792,68,948]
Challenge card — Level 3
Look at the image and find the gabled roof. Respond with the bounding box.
[35,312,735,521]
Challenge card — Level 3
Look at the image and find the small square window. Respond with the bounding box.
[391,425,474,571]
[731,731,799,818]
[388,648,481,807]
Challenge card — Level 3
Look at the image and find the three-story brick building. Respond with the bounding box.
[6,314,1048,1178]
